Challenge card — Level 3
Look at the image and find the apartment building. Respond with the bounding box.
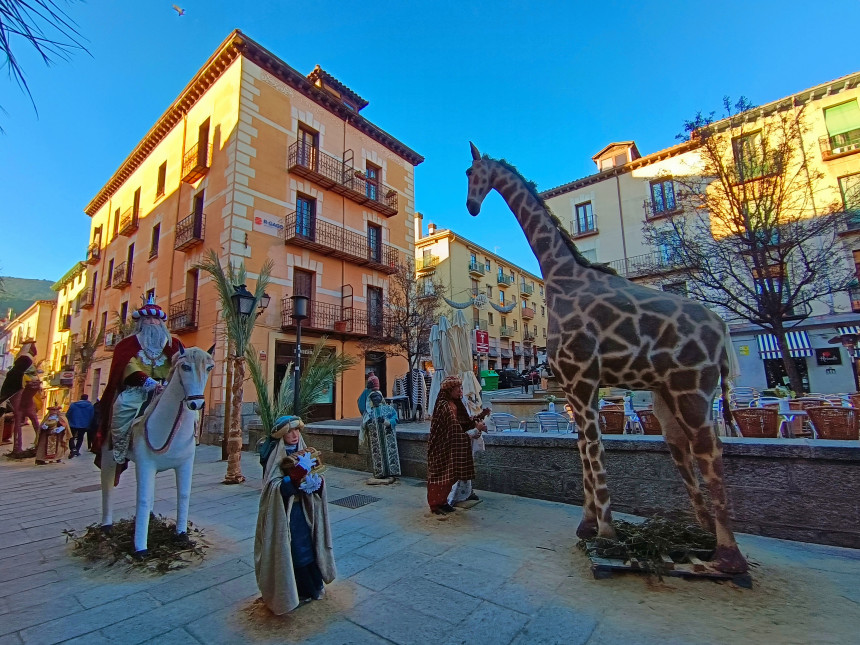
[0,300,56,395]
[414,217,548,371]
[42,262,88,407]
[541,72,860,393]
[79,30,423,425]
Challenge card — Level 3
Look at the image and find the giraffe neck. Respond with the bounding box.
[490,161,580,279]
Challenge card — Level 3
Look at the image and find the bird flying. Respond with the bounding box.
[172,5,186,16]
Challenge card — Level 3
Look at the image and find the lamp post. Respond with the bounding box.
[291,294,310,416]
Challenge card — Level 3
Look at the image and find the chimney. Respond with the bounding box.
[414,211,424,240]
[427,222,436,235]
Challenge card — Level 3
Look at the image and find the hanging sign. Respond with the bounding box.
[475,330,489,353]
[815,348,842,365]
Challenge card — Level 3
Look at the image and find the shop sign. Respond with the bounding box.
[738,345,750,356]
[815,348,842,366]
[475,330,489,353]
[60,371,75,386]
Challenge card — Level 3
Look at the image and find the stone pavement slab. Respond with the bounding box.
[1,443,859,644]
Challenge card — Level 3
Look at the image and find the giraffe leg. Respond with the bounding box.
[574,407,615,539]
[690,427,748,573]
[575,434,598,538]
[653,394,713,532]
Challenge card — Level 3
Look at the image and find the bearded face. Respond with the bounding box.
[136,318,170,355]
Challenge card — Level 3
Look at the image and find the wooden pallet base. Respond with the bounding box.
[586,549,752,588]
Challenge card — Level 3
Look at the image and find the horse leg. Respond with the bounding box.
[174,460,194,537]
[653,393,714,532]
[100,443,117,531]
[134,462,157,555]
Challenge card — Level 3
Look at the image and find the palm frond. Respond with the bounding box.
[245,350,275,435]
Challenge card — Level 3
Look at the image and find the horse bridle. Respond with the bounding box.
[143,377,206,454]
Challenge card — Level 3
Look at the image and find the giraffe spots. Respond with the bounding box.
[602,355,630,375]
[682,302,711,322]
[699,365,720,394]
[678,339,707,366]
[639,313,664,339]
[669,370,699,392]
[677,314,695,337]
[599,337,629,355]
[613,317,639,346]
[655,325,680,350]
[589,302,618,326]
[652,351,676,376]
[700,326,722,360]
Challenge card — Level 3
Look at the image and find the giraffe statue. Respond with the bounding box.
[465,143,747,574]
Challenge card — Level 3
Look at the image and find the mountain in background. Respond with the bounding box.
[0,277,56,320]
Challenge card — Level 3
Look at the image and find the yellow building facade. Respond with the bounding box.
[414,218,548,371]
[78,31,422,428]
[43,262,88,407]
[0,299,56,412]
[542,72,860,393]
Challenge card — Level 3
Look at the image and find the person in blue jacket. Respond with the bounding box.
[65,393,95,458]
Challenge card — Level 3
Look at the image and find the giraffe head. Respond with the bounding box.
[466,142,494,216]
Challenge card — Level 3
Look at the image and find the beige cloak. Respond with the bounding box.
[254,434,336,615]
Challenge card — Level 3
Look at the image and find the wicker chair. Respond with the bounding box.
[636,409,663,436]
[598,409,626,435]
[731,407,785,438]
[805,406,860,440]
[849,394,860,409]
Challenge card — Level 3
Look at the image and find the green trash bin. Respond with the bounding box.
[480,370,499,391]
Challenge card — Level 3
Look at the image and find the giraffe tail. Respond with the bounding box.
[720,328,740,431]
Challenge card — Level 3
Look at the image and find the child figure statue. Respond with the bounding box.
[254,415,336,614]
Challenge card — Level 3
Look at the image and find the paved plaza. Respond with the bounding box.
[1,441,858,644]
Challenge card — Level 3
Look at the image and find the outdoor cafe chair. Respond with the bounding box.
[534,412,574,433]
[636,409,663,436]
[489,413,523,432]
[729,387,758,409]
[731,407,786,439]
[598,409,626,435]
[805,406,860,440]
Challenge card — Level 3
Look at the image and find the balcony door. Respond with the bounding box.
[367,224,382,263]
[294,268,315,322]
[368,286,384,336]
[297,125,318,170]
[365,162,380,201]
[296,195,316,240]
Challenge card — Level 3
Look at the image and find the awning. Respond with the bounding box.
[501,349,513,358]
[488,348,499,357]
[756,331,813,359]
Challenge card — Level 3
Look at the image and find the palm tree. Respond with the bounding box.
[196,249,272,484]
[246,337,358,434]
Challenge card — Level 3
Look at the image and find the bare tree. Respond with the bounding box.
[360,260,446,373]
[644,98,854,393]
[1,0,87,117]
[71,326,103,399]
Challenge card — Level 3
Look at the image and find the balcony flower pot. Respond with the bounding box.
[334,320,348,332]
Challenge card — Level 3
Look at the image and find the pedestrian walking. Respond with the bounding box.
[65,394,95,458]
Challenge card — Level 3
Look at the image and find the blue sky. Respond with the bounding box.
[0,0,856,281]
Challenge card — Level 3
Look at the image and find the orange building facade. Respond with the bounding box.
[79,31,423,433]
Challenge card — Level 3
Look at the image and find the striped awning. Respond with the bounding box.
[756,331,814,359]
[836,326,860,357]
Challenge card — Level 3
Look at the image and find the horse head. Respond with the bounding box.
[466,142,495,216]
[172,346,215,410]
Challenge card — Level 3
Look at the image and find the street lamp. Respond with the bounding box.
[291,294,310,415]
[231,284,256,318]
[829,332,860,392]
[257,292,271,317]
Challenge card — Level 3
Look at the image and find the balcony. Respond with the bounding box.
[79,287,94,309]
[86,243,101,265]
[606,251,684,279]
[644,196,686,220]
[181,141,210,184]
[58,315,71,332]
[416,256,438,272]
[499,326,514,338]
[521,306,535,320]
[287,142,398,217]
[468,261,485,276]
[283,212,399,274]
[520,283,534,296]
[118,206,138,236]
[111,261,131,288]
[473,319,488,331]
[168,298,199,333]
[104,327,121,350]
[281,298,393,338]
[820,129,860,161]
[175,212,206,251]
[523,331,536,344]
[497,273,514,286]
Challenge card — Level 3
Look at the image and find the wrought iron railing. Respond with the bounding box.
[523,331,536,343]
[119,206,138,236]
[58,315,71,331]
[468,261,485,275]
[606,251,685,278]
[499,326,514,338]
[416,256,438,271]
[283,211,399,273]
[181,141,210,183]
[287,142,398,215]
[104,326,121,350]
[728,152,782,184]
[175,212,205,251]
[497,273,514,286]
[168,298,199,333]
[520,283,534,295]
[281,298,393,338]
[86,243,100,264]
[79,287,94,309]
[820,129,860,161]
[111,261,131,288]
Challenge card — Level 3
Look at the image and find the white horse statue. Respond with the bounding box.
[100,346,215,557]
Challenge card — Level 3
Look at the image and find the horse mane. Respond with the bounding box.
[488,155,618,276]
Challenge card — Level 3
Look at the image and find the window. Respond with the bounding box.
[650,179,676,214]
[365,162,380,201]
[146,288,155,303]
[100,311,108,333]
[839,173,860,212]
[126,243,134,279]
[499,291,505,304]
[488,312,494,326]
[485,257,491,271]
[106,259,114,286]
[113,208,120,240]
[368,286,384,333]
[732,131,768,180]
[662,281,688,297]
[296,195,316,239]
[150,223,160,258]
[486,286,492,298]
[120,301,128,323]
[533,325,537,335]
[539,285,544,296]
[501,316,507,329]
[297,125,318,169]
[419,276,435,296]
[513,320,518,331]
[93,225,102,246]
[574,202,595,234]
[824,100,860,149]
[542,327,546,337]
[655,229,683,267]
[156,162,167,198]
[541,306,545,316]
[86,320,93,342]
[368,224,382,262]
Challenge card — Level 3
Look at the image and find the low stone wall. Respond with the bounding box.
[301,423,860,549]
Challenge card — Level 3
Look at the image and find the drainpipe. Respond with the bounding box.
[615,173,629,275]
